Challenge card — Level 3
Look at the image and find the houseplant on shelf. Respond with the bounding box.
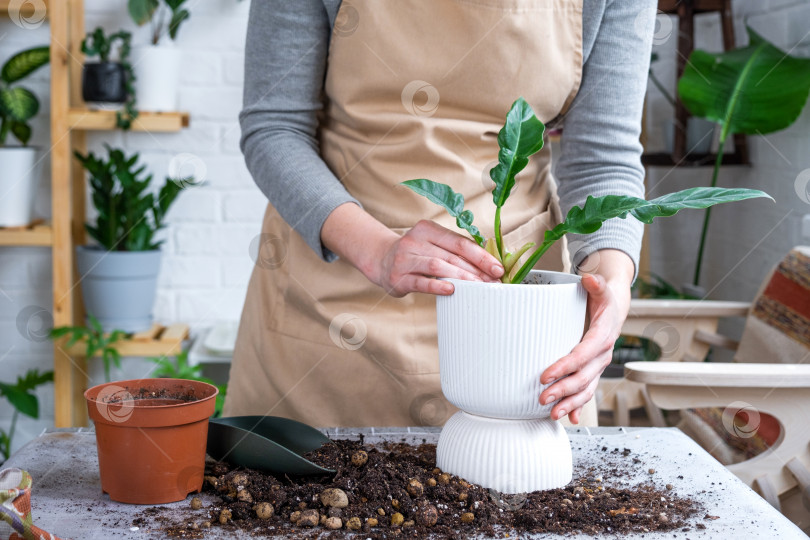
[678,27,810,288]
[0,46,49,227]
[0,369,53,462]
[127,0,190,112]
[81,27,138,129]
[74,145,187,333]
[402,97,771,493]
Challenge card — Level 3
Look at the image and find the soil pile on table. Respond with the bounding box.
[145,438,704,538]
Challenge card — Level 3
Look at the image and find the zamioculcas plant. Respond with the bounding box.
[402,98,772,283]
[74,145,186,251]
[678,28,810,286]
[149,350,227,417]
[0,46,49,146]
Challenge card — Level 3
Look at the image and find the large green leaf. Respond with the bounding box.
[1,46,49,84]
[0,383,38,418]
[511,187,772,284]
[678,27,810,139]
[401,179,484,245]
[491,97,545,209]
[0,87,39,122]
[128,0,159,26]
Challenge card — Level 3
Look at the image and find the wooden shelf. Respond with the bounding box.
[0,222,52,246]
[642,151,749,167]
[658,0,725,14]
[68,109,190,132]
[0,0,48,18]
[62,323,190,358]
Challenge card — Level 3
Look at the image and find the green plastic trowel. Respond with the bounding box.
[206,416,336,475]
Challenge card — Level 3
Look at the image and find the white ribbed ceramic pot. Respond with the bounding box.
[435,270,586,493]
[437,270,587,419]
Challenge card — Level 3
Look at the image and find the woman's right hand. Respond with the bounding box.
[322,203,504,298]
[375,219,504,297]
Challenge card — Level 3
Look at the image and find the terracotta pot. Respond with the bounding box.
[85,378,218,504]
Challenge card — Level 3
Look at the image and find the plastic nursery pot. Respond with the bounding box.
[82,62,127,104]
[435,270,587,493]
[85,378,218,505]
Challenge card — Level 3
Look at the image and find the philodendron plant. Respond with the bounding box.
[402,98,771,284]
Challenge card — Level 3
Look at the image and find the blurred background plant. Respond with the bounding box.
[0,370,53,461]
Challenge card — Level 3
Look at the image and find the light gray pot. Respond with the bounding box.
[76,246,162,333]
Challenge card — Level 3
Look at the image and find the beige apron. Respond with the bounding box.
[224,0,596,427]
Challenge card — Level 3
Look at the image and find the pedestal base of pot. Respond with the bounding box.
[436,411,572,493]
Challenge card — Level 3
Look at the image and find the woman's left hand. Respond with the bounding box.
[538,249,634,424]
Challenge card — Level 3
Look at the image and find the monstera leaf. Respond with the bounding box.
[678,27,810,141]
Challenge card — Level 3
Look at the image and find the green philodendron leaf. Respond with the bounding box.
[401,179,484,246]
[678,27,810,139]
[0,87,39,122]
[128,0,159,26]
[168,8,190,40]
[511,187,772,284]
[491,97,545,209]
[1,46,49,84]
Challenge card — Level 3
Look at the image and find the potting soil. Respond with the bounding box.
[138,437,706,538]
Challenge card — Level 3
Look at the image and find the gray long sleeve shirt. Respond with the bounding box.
[239,0,655,275]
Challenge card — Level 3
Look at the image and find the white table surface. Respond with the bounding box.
[4,426,806,539]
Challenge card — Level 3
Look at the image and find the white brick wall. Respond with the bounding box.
[645,0,810,347]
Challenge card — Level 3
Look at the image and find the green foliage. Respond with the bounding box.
[678,28,810,286]
[0,46,49,146]
[0,369,54,460]
[402,98,772,285]
[74,145,186,252]
[49,315,130,383]
[81,27,139,130]
[128,0,190,44]
[150,351,227,417]
[633,273,697,300]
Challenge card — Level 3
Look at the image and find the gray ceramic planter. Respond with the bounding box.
[76,246,162,333]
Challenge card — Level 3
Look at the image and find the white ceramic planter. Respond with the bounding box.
[664,117,715,155]
[0,147,38,227]
[131,45,181,112]
[435,270,587,493]
[76,247,162,333]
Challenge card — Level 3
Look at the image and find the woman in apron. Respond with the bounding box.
[225,0,656,427]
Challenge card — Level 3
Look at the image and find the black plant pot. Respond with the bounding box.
[82,62,127,104]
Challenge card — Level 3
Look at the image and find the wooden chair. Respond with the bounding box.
[621,247,810,531]
[626,361,810,532]
[596,299,749,426]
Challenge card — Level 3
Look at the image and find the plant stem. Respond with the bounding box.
[494,206,503,258]
[648,70,676,108]
[7,410,18,456]
[692,137,726,286]
[510,236,559,284]
[0,118,8,146]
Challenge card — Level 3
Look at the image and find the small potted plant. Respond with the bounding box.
[81,27,138,129]
[85,377,218,504]
[402,98,771,493]
[0,46,49,227]
[127,0,190,111]
[74,145,187,333]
